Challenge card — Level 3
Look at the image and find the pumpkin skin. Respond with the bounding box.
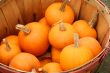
[39,17,50,30]
[9,53,41,72]
[49,22,77,50]
[45,2,75,26]
[18,22,49,56]
[0,35,21,65]
[43,62,62,73]
[60,44,93,71]
[79,37,102,56]
[73,20,97,38]
[51,47,60,63]
[1,35,19,45]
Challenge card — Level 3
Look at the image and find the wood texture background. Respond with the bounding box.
[96,0,110,73]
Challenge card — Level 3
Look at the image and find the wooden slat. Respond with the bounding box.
[101,28,110,49]
[41,0,56,15]
[15,0,24,20]
[10,0,23,24]
[79,1,98,22]
[23,0,33,24]
[69,0,82,20]
[0,9,8,41]
[1,0,17,34]
[1,0,23,35]
[9,0,23,34]
[96,13,109,44]
[33,0,43,21]
[16,0,34,24]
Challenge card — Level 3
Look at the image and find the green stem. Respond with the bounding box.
[89,12,99,28]
[74,33,79,48]
[3,39,11,51]
[59,0,68,12]
[16,24,30,34]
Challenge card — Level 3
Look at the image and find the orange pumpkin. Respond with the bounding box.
[16,22,49,56]
[60,33,93,71]
[9,53,41,72]
[0,36,21,65]
[73,20,97,38]
[49,22,77,50]
[39,17,50,30]
[1,35,19,45]
[51,47,60,63]
[42,62,62,73]
[45,0,75,26]
[79,37,102,56]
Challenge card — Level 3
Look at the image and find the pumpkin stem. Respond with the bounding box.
[59,22,66,31]
[37,68,47,73]
[2,39,11,51]
[74,33,79,48]
[60,0,68,12]
[16,24,30,34]
[89,12,99,28]
[30,69,37,73]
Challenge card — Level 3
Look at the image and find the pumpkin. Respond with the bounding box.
[41,62,62,73]
[51,47,60,63]
[0,36,21,65]
[39,17,50,30]
[45,0,75,26]
[73,20,97,38]
[49,22,77,50]
[1,35,19,45]
[79,37,102,56]
[16,22,49,56]
[60,33,93,71]
[9,53,41,72]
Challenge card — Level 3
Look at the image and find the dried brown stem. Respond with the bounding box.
[37,68,47,73]
[16,24,30,34]
[60,0,68,12]
[3,39,11,51]
[74,33,79,48]
[59,22,66,31]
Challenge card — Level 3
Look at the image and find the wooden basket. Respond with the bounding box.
[0,0,110,73]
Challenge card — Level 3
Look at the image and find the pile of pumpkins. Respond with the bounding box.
[0,0,102,73]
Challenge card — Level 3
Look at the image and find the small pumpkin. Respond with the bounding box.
[73,13,98,38]
[51,47,61,63]
[16,22,49,56]
[45,0,75,26]
[49,22,77,50]
[9,53,41,72]
[79,37,102,56]
[73,20,97,38]
[41,62,62,73]
[1,35,19,45]
[60,33,93,71]
[0,36,21,65]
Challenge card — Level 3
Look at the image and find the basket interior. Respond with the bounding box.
[0,0,110,73]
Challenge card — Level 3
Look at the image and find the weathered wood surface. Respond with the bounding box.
[96,0,110,73]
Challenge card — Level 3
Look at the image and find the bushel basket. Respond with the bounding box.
[0,0,110,73]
